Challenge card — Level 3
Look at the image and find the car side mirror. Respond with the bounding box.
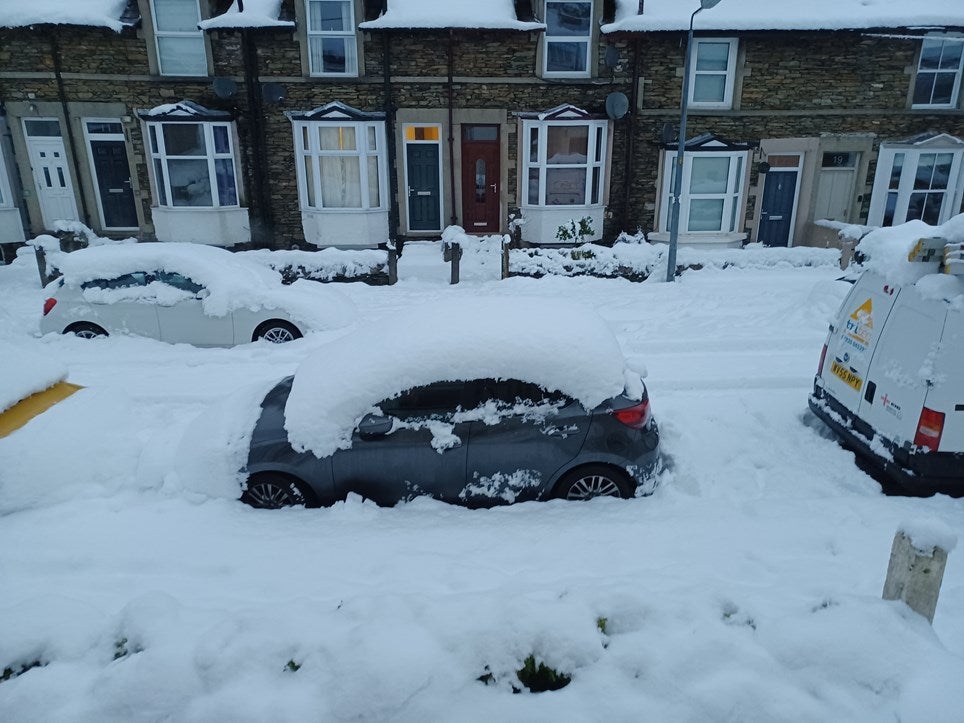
[196,288,210,299]
[358,413,393,438]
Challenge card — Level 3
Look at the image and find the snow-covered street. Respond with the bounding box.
[2,242,963,722]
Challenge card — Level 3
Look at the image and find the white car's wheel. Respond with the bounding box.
[65,322,107,339]
[253,320,302,344]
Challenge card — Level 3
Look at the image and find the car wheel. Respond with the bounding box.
[554,465,633,501]
[253,320,302,344]
[241,473,309,509]
[65,322,107,339]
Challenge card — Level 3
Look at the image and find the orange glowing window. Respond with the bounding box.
[405,126,440,142]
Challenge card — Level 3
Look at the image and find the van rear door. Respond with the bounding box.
[821,273,899,414]
[922,308,964,453]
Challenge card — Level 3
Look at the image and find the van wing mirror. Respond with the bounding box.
[358,413,393,438]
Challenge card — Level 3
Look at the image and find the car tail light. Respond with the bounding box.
[817,344,828,376]
[43,298,57,316]
[913,407,945,451]
[612,399,651,429]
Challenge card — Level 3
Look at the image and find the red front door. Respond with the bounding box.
[460,125,500,233]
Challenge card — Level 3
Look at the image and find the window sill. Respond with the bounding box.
[152,206,250,246]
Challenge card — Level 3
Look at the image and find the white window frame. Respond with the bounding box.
[0,140,13,209]
[658,150,749,234]
[688,38,738,109]
[912,35,964,109]
[869,146,964,227]
[151,0,207,77]
[146,121,241,209]
[542,0,593,79]
[522,119,608,208]
[293,120,387,211]
[306,0,358,77]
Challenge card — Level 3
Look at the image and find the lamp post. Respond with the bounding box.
[665,0,723,282]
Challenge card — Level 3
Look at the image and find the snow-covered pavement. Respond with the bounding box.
[1,242,963,722]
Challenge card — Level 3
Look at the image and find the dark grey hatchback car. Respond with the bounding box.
[241,376,660,509]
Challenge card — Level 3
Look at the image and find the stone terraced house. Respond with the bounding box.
[0,0,962,253]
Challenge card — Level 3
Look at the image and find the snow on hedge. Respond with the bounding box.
[52,243,356,332]
[285,297,641,458]
[240,248,388,282]
[0,342,68,414]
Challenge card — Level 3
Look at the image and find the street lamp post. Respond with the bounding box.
[665,0,723,282]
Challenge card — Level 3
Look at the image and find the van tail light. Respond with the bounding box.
[913,407,945,451]
[817,344,828,376]
[612,399,651,429]
[43,298,57,316]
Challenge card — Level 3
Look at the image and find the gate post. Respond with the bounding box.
[882,525,956,624]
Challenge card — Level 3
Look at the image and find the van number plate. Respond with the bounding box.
[831,361,863,392]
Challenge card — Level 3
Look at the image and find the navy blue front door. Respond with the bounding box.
[406,144,441,231]
[91,140,137,228]
[759,169,798,246]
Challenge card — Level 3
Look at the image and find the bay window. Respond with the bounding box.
[659,150,749,234]
[151,0,207,76]
[912,36,963,109]
[524,120,607,206]
[294,120,385,210]
[869,140,964,227]
[543,0,593,77]
[688,38,738,109]
[147,121,239,208]
[307,0,358,76]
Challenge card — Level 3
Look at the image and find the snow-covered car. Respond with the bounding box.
[231,298,661,508]
[39,243,355,346]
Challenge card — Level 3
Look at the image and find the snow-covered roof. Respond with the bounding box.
[0,0,132,31]
[605,0,964,33]
[198,0,293,31]
[137,101,233,120]
[284,297,642,459]
[359,0,545,31]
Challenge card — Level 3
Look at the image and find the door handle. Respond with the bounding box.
[489,183,497,193]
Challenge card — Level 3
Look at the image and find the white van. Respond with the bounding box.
[809,237,964,495]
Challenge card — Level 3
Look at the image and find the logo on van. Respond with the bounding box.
[844,298,873,352]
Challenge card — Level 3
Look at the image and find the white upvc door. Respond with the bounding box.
[24,120,79,228]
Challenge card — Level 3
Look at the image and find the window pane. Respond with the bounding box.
[546,2,591,36]
[463,126,498,142]
[367,156,380,207]
[690,156,730,194]
[154,0,200,32]
[932,73,956,105]
[696,42,730,71]
[883,191,898,226]
[529,128,539,163]
[212,125,230,154]
[153,158,168,205]
[546,167,587,205]
[24,120,61,137]
[591,166,600,204]
[913,73,937,105]
[940,39,963,70]
[546,126,588,164]
[167,158,212,206]
[688,199,725,231]
[367,126,377,150]
[321,37,348,73]
[157,36,206,76]
[528,168,540,205]
[86,121,123,135]
[215,159,237,206]
[320,156,361,207]
[319,125,356,151]
[163,123,206,156]
[922,192,943,224]
[693,74,726,103]
[303,156,316,206]
[914,154,936,190]
[889,153,904,190]
[309,0,352,31]
[547,41,588,73]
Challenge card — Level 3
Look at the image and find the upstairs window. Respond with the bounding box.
[307,0,358,76]
[524,120,607,206]
[147,122,239,208]
[151,0,207,76]
[912,36,964,109]
[544,1,593,77]
[688,38,738,109]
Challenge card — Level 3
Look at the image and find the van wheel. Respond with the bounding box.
[253,320,302,344]
[241,473,310,509]
[65,322,107,339]
[553,465,634,501]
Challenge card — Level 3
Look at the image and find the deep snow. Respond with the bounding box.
[2,240,964,722]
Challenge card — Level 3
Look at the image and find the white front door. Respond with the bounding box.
[23,118,79,228]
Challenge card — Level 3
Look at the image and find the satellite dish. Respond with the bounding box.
[262,82,286,105]
[605,92,629,120]
[212,77,237,99]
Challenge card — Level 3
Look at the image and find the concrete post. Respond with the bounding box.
[882,531,950,624]
[501,235,511,280]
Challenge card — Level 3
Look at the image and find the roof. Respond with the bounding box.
[359,0,545,31]
[604,0,964,33]
[198,0,294,31]
[0,0,134,31]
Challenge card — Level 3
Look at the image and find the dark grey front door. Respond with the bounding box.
[406,144,441,232]
[759,168,798,247]
[90,140,137,228]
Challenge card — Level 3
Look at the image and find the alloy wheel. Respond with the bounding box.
[565,474,622,500]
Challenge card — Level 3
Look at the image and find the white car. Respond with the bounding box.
[40,243,354,346]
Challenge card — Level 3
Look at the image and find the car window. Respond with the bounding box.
[155,271,204,295]
[379,381,467,419]
[477,378,567,406]
[81,272,149,291]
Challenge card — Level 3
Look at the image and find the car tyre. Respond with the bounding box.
[253,320,302,344]
[241,473,310,509]
[554,465,634,501]
[65,322,107,339]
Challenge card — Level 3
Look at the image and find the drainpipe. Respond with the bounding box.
[50,32,92,229]
[383,31,400,248]
[240,29,272,246]
[623,37,641,234]
[447,29,457,227]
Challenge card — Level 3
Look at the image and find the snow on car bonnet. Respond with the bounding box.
[284,298,639,458]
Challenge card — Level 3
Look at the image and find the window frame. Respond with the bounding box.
[658,149,749,234]
[0,138,13,209]
[306,0,359,77]
[542,0,594,79]
[150,0,208,77]
[522,119,608,208]
[687,37,739,110]
[869,145,964,227]
[145,120,241,209]
[911,35,964,109]
[293,119,387,212]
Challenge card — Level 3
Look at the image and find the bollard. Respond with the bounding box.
[501,235,510,280]
[882,528,953,624]
[449,242,461,285]
[34,245,49,286]
[387,247,398,285]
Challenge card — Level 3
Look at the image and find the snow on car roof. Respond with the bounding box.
[284,297,641,459]
[1,342,68,414]
[52,243,356,330]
